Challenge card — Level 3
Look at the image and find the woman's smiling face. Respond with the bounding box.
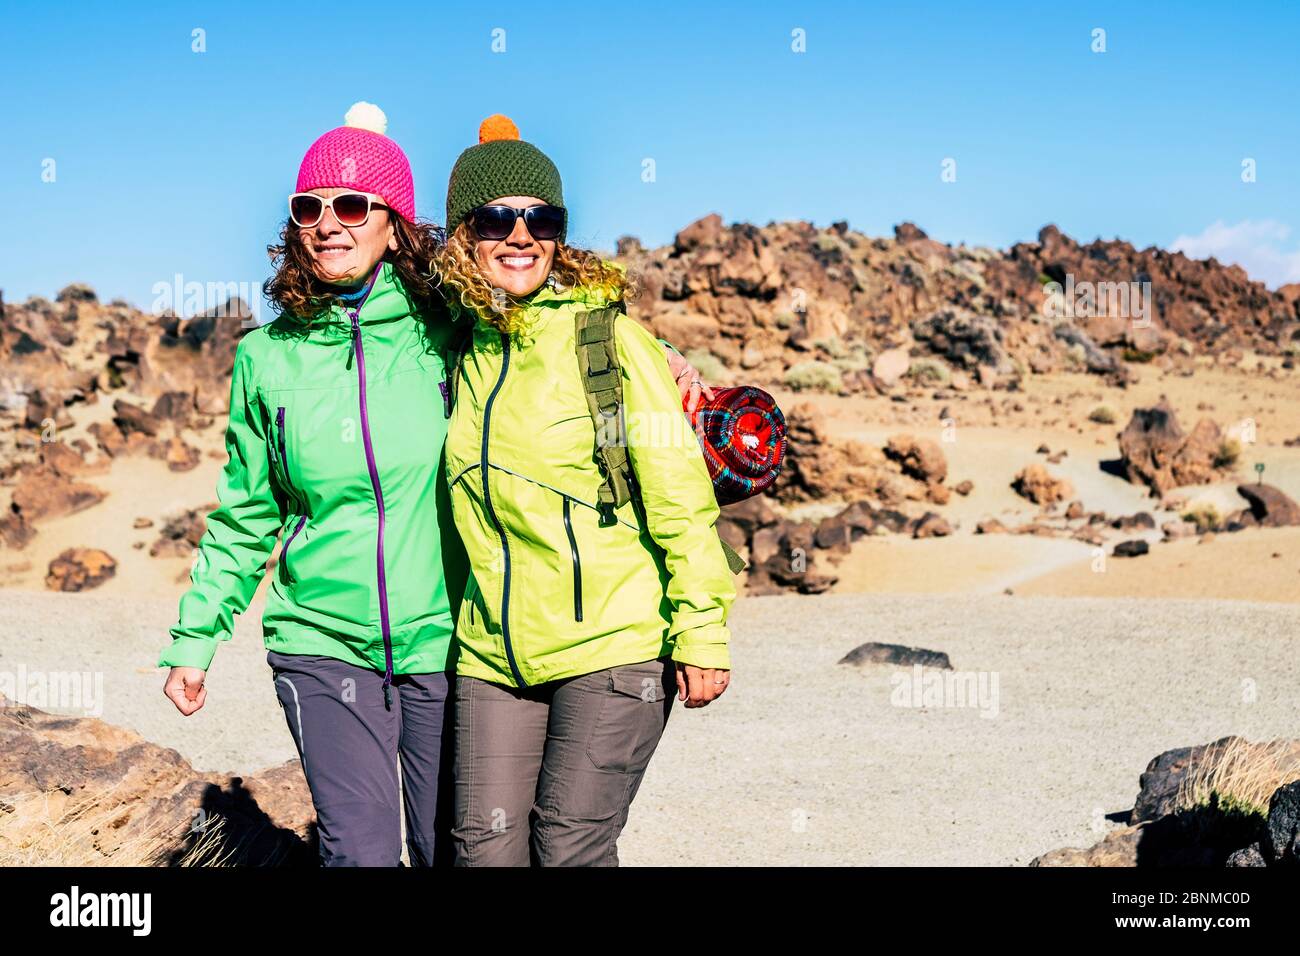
[300,187,398,286]
[472,196,557,297]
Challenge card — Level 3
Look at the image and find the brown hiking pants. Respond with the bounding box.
[451,656,676,866]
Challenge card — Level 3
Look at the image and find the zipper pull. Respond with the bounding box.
[347,311,359,370]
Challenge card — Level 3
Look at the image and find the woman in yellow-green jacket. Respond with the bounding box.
[435,115,736,866]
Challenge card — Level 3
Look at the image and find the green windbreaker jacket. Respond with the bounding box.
[159,263,466,677]
[445,282,736,688]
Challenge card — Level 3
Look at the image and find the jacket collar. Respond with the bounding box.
[323,262,411,328]
[473,279,617,340]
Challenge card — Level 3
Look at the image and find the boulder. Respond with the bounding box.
[872,347,911,386]
[87,420,126,457]
[912,308,1012,373]
[838,642,952,669]
[0,513,36,550]
[884,434,948,485]
[814,501,879,551]
[1118,400,1228,496]
[776,403,898,503]
[113,399,158,437]
[1131,737,1300,824]
[911,512,952,538]
[1265,780,1300,864]
[152,435,202,472]
[39,441,93,477]
[150,506,211,558]
[0,696,314,866]
[1011,464,1075,505]
[1030,825,1145,867]
[151,390,196,424]
[750,519,837,594]
[1111,512,1155,531]
[45,548,117,591]
[10,465,106,522]
[1112,539,1150,558]
[1235,484,1300,528]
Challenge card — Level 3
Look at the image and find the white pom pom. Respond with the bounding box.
[344,101,388,135]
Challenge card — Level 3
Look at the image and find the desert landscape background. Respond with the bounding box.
[3,216,1300,866]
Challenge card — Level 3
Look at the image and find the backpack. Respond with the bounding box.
[445,306,748,574]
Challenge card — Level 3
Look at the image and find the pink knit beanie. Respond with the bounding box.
[295,102,416,222]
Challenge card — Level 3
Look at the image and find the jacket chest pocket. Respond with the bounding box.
[267,405,302,510]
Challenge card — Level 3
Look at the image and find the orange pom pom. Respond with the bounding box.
[479,114,520,143]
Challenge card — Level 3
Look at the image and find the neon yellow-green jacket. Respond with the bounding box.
[445,282,735,687]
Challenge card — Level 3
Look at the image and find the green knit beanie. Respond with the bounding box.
[445,115,566,243]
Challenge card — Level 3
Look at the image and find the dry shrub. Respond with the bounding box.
[1176,737,1300,818]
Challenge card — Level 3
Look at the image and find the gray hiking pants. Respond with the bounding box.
[451,655,676,867]
[268,650,454,867]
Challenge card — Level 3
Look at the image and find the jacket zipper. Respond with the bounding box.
[275,406,289,478]
[274,406,306,573]
[562,495,583,622]
[346,264,395,708]
[481,332,526,687]
[281,515,307,571]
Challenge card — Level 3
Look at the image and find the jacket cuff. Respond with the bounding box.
[670,625,731,670]
[657,337,682,356]
[159,636,218,671]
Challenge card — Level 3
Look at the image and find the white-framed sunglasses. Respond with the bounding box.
[288,191,390,228]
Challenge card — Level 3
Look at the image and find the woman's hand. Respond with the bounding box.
[675,663,730,708]
[164,666,208,716]
[664,348,716,417]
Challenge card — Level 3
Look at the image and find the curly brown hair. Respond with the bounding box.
[432,222,634,335]
[263,213,444,328]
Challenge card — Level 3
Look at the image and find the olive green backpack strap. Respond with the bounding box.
[575,305,634,526]
[573,304,749,574]
[719,537,748,574]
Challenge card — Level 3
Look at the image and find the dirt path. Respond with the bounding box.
[4,588,1297,865]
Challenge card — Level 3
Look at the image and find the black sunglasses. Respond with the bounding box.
[467,203,566,241]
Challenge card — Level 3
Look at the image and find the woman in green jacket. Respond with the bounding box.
[159,105,709,867]
[158,104,468,866]
[435,116,736,867]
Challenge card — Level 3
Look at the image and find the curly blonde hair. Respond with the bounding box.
[432,222,633,335]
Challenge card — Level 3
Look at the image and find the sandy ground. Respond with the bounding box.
[3,587,1298,866]
[5,361,1298,604]
[3,362,1299,864]
[765,363,1300,605]
[0,396,225,594]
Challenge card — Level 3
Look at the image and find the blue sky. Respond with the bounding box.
[3,0,1298,317]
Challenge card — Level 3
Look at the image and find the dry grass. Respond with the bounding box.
[1176,736,1300,818]
[0,783,236,867]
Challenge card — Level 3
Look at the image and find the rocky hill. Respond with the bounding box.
[3,218,1298,594]
[619,216,1300,392]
